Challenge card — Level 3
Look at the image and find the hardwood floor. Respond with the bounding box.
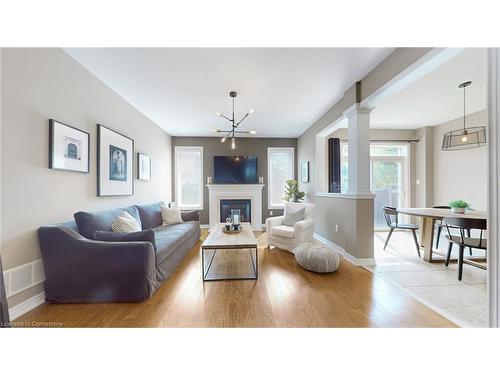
[16,230,456,327]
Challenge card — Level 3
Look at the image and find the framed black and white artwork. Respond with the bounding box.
[301,161,309,183]
[49,119,90,173]
[137,153,151,181]
[97,124,134,196]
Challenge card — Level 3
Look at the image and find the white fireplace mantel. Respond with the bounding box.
[206,184,265,230]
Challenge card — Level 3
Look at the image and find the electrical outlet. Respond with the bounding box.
[269,210,273,216]
[335,224,339,232]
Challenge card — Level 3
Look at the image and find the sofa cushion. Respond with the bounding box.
[153,221,199,265]
[136,202,164,229]
[74,205,142,239]
[271,225,295,238]
[94,229,156,250]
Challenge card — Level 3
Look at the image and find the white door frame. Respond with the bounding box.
[370,148,410,229]
[488,48,500,327]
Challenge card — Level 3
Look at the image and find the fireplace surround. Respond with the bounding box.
[206,184,264,230]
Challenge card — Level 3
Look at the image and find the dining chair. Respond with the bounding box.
[433,205,450,249]
[443,217,487,281]
[434,205,472,255]
[382,206,421,257]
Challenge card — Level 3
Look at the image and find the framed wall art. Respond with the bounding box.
[97,124,134,196]
[49,119,90,173]
[301,161,309,183]
[137,153,151,181]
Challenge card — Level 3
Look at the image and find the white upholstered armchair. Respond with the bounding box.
[265,202,315,253]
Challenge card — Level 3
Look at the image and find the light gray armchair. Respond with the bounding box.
[265,202,315,253]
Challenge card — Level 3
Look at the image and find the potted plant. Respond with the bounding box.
[448,199,469,214]
[282,179,305,203]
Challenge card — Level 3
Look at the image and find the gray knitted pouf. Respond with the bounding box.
[294,243,341,273]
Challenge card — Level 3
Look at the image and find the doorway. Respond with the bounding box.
[340,142,409,228]
[370,144,409,229]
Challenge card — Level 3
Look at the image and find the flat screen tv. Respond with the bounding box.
[214,156,258,184]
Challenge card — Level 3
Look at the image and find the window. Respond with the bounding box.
[268,147,295,209]
[340,143,409,228]
[175,146,203,210]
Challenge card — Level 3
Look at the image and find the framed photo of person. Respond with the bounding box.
[301,161,309,183]
[97,124,134,196]
[49,119,90,173]
[137,153,151,181]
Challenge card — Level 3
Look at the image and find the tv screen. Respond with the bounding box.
[214,156,258,184]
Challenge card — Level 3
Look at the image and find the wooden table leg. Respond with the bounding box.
[420,217,435,262]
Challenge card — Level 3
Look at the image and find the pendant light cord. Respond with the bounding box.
[463,84,466,131]
[232,96,235,137]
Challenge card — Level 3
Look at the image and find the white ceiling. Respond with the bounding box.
[64,48,394,137]
[370,48,487,129]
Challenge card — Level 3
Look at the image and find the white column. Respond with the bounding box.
[343,104,373,196]
[488,48,500,327]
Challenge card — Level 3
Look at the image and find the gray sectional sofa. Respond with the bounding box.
[37,202,201,303]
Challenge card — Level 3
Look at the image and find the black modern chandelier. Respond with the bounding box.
[442,81,486,151]
[212,91,256,149]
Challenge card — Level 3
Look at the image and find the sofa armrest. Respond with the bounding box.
[38,225,156,302]
[266,215,284,233]
[294,218,314,232]
[294,219,315,243]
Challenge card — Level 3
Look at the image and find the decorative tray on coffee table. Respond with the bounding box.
[222,226,242,234]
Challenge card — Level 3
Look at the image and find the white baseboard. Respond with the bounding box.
[3,259,45,298]
[313,233,375,266]
[8,291,45,320]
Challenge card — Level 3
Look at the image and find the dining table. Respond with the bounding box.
[396,207,487,262]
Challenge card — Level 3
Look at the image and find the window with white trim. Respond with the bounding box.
[268,147,295,209]
[175,146,203,210]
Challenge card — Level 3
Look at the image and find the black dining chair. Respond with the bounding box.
[434,205,472,255]
[443,217,487,281]
[383,206,421,258]
[433,205,450,249]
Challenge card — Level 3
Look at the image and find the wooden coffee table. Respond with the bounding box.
[201,222,258,281]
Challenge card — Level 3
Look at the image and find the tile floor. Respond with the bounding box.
[364,230,488,327]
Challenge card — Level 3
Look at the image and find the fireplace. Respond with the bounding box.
[220,199,251,223]
[207,183,264,230]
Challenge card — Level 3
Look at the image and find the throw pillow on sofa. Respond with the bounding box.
[283,206,305,226]
[74,205,142,239]
[161,204,183,226]
[111,211,142,233]
[94,229,156,251]
[181,210,199,222]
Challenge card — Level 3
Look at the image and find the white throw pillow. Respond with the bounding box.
[283,206,305,227]
[111,211,142,233]
[161,204,183,226]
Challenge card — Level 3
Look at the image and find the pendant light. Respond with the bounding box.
[442,81,486,151]
[211,91,256,149]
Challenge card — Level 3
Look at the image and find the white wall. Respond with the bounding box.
[432,110,487,210]
[1,48,172,308]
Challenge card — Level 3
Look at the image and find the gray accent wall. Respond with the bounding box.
[1,48,172,309]
[171,137,297,224]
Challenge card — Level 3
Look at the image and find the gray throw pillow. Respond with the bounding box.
[181,210,199,222]
[94,229,156,251]
[283,207,305,227]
